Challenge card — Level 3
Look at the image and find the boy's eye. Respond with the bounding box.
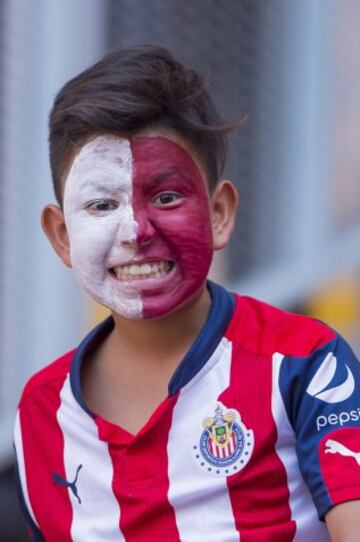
[152,192,183,207]
[85,199,118,213]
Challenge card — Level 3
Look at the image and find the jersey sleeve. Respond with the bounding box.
[279,333,360,519]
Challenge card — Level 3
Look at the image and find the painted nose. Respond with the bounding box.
[135,215,157,247]
[117,217,157,249]
[121,237,137,249]
[114,205,138,249]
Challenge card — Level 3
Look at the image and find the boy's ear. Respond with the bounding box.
[211,180,239,251]
[41,204,72,267]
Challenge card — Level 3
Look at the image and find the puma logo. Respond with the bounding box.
[53,464,83,504]
[325,439,360,466]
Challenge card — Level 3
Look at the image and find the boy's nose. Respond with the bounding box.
[118,215,157,249]
[135,215,157,247]
[120,238,137,250]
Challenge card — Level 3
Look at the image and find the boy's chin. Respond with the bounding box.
[86,275,209,321]
[113,284,208,321]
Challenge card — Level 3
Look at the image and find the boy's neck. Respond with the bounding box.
[81,284,212,434]
[109,284,211,365]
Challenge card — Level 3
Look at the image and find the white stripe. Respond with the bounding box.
[167,338,240,542]
[272,353,330,541]
[14,410,39,527]
[57,375,125,541]
[64,135,143,319]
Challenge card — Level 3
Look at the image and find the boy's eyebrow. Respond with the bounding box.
[145,168,194,188]
[78,168,196,192]
[80,179,128,192]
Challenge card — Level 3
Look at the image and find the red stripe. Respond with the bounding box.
[20,349,76,403]
[219,342,296,542]
[105,395,181,541]
[226,295,335,358]
[19,364,73,540]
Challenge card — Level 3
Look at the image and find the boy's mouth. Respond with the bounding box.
[110,260,175,281]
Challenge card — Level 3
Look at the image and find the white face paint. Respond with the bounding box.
[63,135,143,318]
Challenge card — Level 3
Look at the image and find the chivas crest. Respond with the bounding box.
[192,402,254,476]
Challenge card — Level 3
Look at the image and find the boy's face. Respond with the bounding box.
[63,133,214,319]
[44,131,237,320]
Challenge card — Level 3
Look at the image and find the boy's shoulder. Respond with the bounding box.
[19,348,75,407]
[227,292,337,358]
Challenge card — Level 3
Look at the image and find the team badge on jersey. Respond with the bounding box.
[192,402,254,476]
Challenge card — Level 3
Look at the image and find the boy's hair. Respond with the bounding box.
[49,45,241,204]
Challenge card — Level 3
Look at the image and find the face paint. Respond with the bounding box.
[64,134,214,319]
[130,137,213,318]
[63,135,143,318]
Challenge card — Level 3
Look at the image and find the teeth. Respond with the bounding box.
[112,261,173,281]
[141,264,152,275]
[130,264,140,275]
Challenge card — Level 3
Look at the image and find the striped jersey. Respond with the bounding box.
[14,281,360,541]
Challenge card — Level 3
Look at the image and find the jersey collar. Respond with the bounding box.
[70,280,235,416]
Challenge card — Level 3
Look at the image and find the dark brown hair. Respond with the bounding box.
[49,45,242,204]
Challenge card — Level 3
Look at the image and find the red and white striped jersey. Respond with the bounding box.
[14,281,360,541]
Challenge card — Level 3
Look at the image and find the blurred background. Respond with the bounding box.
[1,0,360,539]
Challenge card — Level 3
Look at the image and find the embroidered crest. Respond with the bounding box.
[192,402,254,476]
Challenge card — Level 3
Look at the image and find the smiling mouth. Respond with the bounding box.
[110,260,175,281]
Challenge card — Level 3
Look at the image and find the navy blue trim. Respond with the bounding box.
[14,459,45,542]
[169,281,235,394]
[278,334,360,519]
[70,316,114,417]
[70,281,235,411]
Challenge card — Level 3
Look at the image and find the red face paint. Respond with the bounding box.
[130,136,213,318]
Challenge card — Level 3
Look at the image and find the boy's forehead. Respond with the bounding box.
[62,129,208,194]
[69,136,131,173]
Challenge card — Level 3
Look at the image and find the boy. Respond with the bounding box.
[14,46,360,541]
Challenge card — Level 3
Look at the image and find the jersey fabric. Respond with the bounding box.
[14,281,360,542]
